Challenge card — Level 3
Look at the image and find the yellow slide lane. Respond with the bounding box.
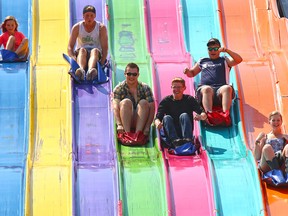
[26,0,72,215]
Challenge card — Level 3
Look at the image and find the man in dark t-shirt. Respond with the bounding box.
[183,38,242,126]
[154,77,207,147]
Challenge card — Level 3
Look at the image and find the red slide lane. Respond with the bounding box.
[145,0,216,215]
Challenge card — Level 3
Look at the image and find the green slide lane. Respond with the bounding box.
[107,0,169,215]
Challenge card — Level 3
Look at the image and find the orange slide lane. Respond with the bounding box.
[263,0,288,130]
[218,0,288,215]
[252,1,288,215]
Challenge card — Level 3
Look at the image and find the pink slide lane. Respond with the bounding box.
[145,0,216,215]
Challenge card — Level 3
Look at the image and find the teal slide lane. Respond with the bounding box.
[181,0,264,215]
[107,0,169,215]
[0,1,30,215]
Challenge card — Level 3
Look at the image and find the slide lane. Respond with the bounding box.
[182,0,264,215]
[0,1,30,215]
[26,0,72,215]
[263,0,288,132]
[107,0,169,215]
[230,0,288,214]
[145,0,215,215]
[69,0,119,215]
[218,0,288,215]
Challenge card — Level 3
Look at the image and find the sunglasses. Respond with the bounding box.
[125,72,138,77]
[171,85,184,89]
[208,47,220,51]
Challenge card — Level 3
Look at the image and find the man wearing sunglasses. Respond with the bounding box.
[113,63,155,145]
[183,38,242,126]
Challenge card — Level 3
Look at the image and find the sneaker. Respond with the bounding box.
[87,68,98,81]
[285,158,288,173]
[182,138,192,143]
[75,68,85,80]
[172,138,186,147]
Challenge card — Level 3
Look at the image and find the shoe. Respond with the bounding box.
[75,68,85,80]
[18,53,27,60]
[172,138,186,147]
[182,138,192,143]
[87,68,98,81]
[285,158,288,173]
[267,157,280,170]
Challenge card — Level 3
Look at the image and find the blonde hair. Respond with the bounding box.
[1,16,19,33]
[269,111,282,121]
[171,77,185,87]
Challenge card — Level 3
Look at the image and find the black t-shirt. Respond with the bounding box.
[156,94,203,123]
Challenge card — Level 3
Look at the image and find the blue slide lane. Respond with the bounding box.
[181,0,264,215]
[0,1,30,215]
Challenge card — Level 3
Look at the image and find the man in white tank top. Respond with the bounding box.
[67,5,108,81]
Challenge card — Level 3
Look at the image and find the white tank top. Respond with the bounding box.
[75,21,102,51]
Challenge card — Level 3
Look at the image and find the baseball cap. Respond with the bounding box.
[207,38,221,47]
[83,5,96,14]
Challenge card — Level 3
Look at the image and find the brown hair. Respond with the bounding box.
[83,5,96,14]
[207,38,221,47]
[269,111,282,121]
[171,77,185,87]
[125,62,139,73]
[1,16,18,33]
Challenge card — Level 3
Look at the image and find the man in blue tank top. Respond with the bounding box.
[183,38,242,126]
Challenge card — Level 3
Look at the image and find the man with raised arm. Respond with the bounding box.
[184,38,242,126]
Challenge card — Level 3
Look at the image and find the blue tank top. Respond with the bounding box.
[266,137,285,152]
[198,57,230,87]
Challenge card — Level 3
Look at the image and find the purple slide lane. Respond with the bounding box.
[145,0,216,215]
[69,0,119,215]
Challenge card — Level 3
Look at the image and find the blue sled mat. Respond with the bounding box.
[62,53,109,84]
